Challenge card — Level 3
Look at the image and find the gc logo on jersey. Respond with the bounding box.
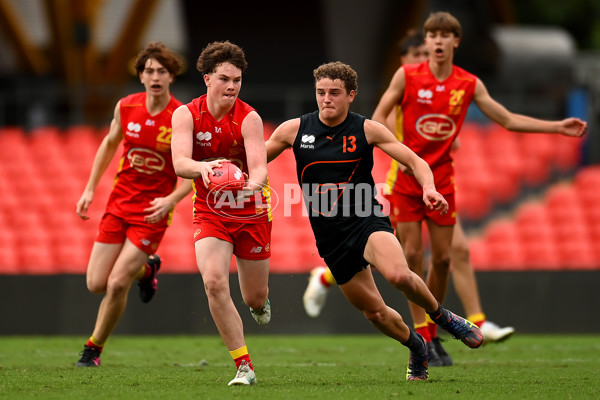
[416,114,456,141]
[127,148,166,174]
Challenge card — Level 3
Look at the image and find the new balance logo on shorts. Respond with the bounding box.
[250,246,263,254]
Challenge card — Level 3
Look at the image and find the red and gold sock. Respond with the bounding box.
[138,263,152,281]
[320,268,336,287]
[230,346,253,370]
[86,336,104,353]
[414,322,431,342]
[426,315,438,339]
[468,313,486,328]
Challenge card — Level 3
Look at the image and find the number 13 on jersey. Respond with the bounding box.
[343,136,356,153]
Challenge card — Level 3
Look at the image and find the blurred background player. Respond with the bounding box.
[371,11,586,367]
[171,41,271,386]
[303,30,515,365]
[267,61,483,382]
[75,42,192,367]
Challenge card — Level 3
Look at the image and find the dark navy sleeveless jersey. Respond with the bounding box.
[292,111,386,240]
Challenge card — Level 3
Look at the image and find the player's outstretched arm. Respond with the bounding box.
[76,101,123,220]
[474,78,588,136]
[372,66,406,125]
[365,119,447,213]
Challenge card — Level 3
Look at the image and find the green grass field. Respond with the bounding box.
[1,334,598,399]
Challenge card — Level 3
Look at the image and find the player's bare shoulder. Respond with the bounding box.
[364,118,394,145]
[272,118,301,146]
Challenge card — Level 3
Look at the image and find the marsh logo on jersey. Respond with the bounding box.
[415,114,456,141]
[417,89,433,104]
[196,131,212,147]
[127,148,166,174]
[300,134,315,149]
[126,121,142,138]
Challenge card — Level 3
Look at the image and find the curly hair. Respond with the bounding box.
[313,61,358,94]
[134,41,183,75]
[196,41,248,75]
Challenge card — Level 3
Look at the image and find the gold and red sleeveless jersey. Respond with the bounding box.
[186,95,271,223]
[389,62,477,196]
[105,92,182,226]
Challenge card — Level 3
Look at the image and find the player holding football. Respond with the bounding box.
[266,61,484,382]
[370,10,585,363]
[75,42,192,367]
[171,41,271,386]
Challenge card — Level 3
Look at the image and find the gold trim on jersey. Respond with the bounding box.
[384,105,404,195]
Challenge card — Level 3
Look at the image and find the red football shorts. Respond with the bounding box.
[193,217,272,260]
[390,192,456,226]
[96,212,166,254]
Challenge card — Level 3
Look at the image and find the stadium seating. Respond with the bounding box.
[519,133,555,186]
[0,124,596,274]
[469,166,600,271]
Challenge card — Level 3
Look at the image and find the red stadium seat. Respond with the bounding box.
[488,167,522,204]
[454,171,494,221]
[484,238,524,270]
[554,135,584,172]
[520,238,562,270]
[0,126,28,163]
[513,203,561,269]
[544,185,585,227]
[518,133,555,186]
[18,240,57,274]
[556,239,598,269]
[51,225,93,273]
[158,217,197,273]
[64,125,104,169]
[516,207,555,244]
[574,165,600,208]
[8,211,57,273]
[481,220,525,270]
[519,133,556,165]
[453,150,487,178]
[457,122,488,154]
[0,229,20,273]
[516,133,555,186]
[574,165,600,187]
[468,237,492,270]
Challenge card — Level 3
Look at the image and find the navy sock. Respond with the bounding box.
[427,302,446,323]
[403,328,427,356]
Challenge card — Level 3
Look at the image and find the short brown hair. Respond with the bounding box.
[313,61,358,94]
[423,11,462,38]
[134,41,183,75]
[196,41,248,75]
